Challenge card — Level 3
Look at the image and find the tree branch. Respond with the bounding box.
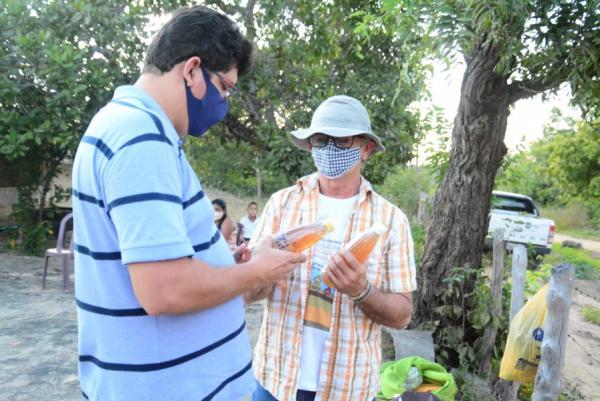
[221,115,265,149]
[508,78,562,104]
[205,0,244,17]
[243,0,256,40]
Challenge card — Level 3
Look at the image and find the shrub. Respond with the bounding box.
[378,165,435,219]
[582,306,600,325]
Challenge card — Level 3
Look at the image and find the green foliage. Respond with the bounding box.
[548,244,600,280]
[495,149,558,206]
[181,0,427,191]
[452,368,496,401]
[0,0,147,252]
[379,165,434,218]
[185,136,288,198]
[496,110,600,229]
[421,106,451,186]
[540,204,595,233]
[545,119,600,225]
[410,222,426,266]
[582,306,600,326]
[526,244,600,292]
[421,263,510,374]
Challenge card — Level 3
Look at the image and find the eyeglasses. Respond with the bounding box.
[308,133,366,149]
[204,67,239,99]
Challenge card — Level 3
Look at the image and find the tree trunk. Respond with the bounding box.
[415,42,511,362]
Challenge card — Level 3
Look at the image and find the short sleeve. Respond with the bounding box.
[102,139,194,264]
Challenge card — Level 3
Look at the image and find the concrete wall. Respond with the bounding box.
[0,187,19,220]
[0,161,72,221]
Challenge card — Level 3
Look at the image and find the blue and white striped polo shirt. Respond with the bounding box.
[71,85,254,401]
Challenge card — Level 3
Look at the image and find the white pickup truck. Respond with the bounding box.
[487,191,555,263]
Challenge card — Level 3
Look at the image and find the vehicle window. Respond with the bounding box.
[492,195,536,214]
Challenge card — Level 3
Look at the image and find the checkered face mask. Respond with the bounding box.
[311,140,362,179]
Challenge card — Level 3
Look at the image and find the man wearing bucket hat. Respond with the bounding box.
[247,95,418,401]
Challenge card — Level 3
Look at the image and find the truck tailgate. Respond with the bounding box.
[488,211,552,247]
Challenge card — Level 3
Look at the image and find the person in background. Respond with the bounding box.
[212,198,236,243]
[239,201,259,243]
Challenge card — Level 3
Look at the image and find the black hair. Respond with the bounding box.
[248,201,258,208]
[143,6,254,76]
[212,198,227,228]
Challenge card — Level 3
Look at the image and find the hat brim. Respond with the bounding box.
[290,126,385,153]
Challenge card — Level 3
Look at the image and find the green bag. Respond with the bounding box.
[378,356,457,401]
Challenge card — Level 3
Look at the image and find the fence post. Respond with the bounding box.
[532,264,575,401]
[417,192,431,228]
[479,228,505,375]
[255,167,262,200]
[495,245,527,400]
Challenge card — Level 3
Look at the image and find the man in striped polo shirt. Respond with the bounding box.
[72,6,305,401]
[247,96,417,401]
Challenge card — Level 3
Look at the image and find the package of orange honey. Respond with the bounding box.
[274,219,335,252]
[320,223,385,287]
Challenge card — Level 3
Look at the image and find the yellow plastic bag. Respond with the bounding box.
[499,284,549,384]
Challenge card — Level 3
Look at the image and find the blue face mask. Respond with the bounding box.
[311,140,362,179]
[185,66,229,137]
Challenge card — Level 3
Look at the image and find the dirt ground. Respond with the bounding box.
[564,281,600,401]
[0,253,265,401]
[1,251,599,401]
[554,233,600,255]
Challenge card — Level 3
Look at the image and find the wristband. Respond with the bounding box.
[348,282,372,304]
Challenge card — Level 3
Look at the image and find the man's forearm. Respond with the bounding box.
[129,257,260,315]
[355,288,412,329]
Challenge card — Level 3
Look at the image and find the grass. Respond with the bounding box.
[526,243,600,294]
[541,204,591,230]
[581,305,600,325]
[541,204,600,240]
[545,243,600,280]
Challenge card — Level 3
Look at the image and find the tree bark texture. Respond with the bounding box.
[416,41,510,349]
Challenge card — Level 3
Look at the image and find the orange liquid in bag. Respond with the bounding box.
[321,223,385,287]
[275,219,335,252]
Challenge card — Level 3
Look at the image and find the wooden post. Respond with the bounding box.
[495,245,527,400]
[479,228,505,375]
[509,245,527,321]
[532,264,575,401]
[417,192,430,228]
[255,166,262,200]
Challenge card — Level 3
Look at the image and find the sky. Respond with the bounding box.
[414,60,581,163]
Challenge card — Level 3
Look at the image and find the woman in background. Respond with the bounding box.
[212,198,236,243]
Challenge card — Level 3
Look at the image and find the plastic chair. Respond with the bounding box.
[42,212,74,291]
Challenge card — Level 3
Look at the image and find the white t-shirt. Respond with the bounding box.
[298,193,358,391]
[240,215,258,240]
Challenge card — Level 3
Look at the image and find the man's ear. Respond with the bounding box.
[361,140,376,160]
[182,56,202,86]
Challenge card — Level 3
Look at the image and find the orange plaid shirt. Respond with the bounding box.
[249,173,417,401]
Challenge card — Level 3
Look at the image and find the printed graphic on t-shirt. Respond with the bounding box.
[304,237,340,331]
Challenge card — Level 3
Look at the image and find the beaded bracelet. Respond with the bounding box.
[348,282,372,304]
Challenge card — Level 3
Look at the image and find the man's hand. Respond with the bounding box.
[249,236,307,284]
[232,243,250,263]
[325,249,368,297]
[243,284,275,304]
